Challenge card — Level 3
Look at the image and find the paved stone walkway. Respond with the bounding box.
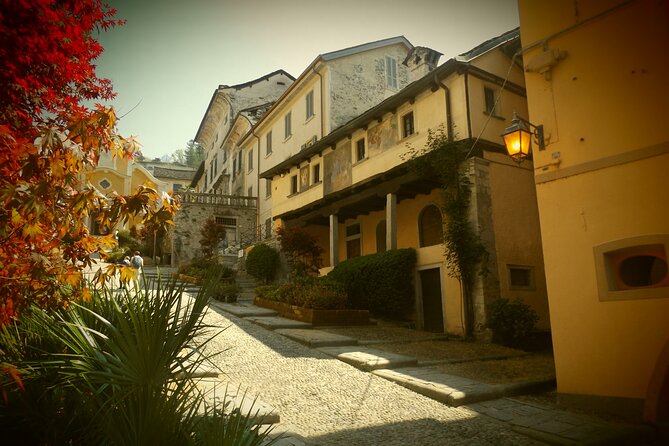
[200,303,544,445]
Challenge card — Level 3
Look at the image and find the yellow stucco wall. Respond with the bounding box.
[519,0,669,405]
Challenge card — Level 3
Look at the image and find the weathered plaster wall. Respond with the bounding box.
[323,140,352,195]
[328,44,411,131]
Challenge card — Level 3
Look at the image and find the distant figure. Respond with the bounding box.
[130,251,144,270]
[119,256,131,290]
[130,251,144,289]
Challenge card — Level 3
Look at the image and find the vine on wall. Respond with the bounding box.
[406,127,488,337]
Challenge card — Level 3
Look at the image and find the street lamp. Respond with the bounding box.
[502,112,545,162]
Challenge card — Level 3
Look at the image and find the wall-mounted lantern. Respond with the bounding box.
[502,112,545,162]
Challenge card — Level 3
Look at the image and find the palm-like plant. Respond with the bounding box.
[0,275,276,445]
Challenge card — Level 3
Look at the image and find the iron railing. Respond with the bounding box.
[176,192,257,208]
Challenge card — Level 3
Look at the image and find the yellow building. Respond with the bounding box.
[261,29,549,337]
[86,151,173,234]
[517,0,669,425]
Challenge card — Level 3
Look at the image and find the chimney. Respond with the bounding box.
[402,47,443,82]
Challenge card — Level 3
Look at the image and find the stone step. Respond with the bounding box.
[317,346,418,371]
[246,316,312,330]
[208,301,277,318]
[275,329,358,348]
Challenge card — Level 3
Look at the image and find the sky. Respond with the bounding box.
[95,0,520,160]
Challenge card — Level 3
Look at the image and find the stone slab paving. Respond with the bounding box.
[470,398,656,445]
[247,316,312,330]
[275,328,359,348]
[201,308,541,446]
[209,300,277,318]
[318,345,418,371]
[372,366,501,407]
[194,377,280,425]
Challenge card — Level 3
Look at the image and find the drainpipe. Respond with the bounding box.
[251,128,261,242]
[313,63,325,138]
[434,73,453,140]
[464,71,472,139]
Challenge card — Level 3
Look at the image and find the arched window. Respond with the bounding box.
[419,205,443,247]
[376,220,386,253]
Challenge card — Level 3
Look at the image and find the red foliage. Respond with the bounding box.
[0,1,177,322]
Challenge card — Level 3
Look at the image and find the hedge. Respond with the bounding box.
[328,248,417,318]
[245,243,279,284]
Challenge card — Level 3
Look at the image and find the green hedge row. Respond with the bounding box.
[328,248,417,318]
[255,277,347,310]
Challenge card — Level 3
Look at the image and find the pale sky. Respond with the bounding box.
[96,0,519,160]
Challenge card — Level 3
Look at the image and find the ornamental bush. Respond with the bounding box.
[254,277,347,310]
[487,297,539,346]
[245,244,279,284]
[328,248,417,318]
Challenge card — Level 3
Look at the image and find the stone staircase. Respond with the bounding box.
[235,271,257,302]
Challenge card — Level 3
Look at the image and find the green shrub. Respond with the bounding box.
[245,244,279,284]
[116,229,142,253]
[487,297,539,346]
[328,248,417,318]
[206,281,241,303]
[178,257,235,281]
[254,278,347,310]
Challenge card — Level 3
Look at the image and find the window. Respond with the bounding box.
[385,56,398,90]
[346,223,362,259]
[173,183,183,192]
[264,218,272,239]
[402,112,415,138]
[248,186,253,197]
[508,265,535,290]
[484,87,498,116]
[594,235,669,301]
[376,220,387,253]
[355,138,366,162]
[232,156,236,176]
[248,149,253,172]
[99,179,111,189]
[284,112,292,139]
[313,163,320,183]
[265,179,272,197]
[419,205,442,247]
[204,172,208,189]
[213,154,218,177]
[215,216,236,226]
[237,153,242,173]
[266,131,272,155]
[306,90,314,119]
[290,175,298,195]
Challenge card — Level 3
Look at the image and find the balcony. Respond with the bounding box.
[176,192,257,208]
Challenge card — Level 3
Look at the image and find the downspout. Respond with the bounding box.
[434,73,453,140]
[313,63,325,138]
[251,128,261,242]
[464,70,472,139]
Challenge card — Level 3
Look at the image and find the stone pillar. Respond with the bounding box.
[386,193,397,250]
[329,214,339,267]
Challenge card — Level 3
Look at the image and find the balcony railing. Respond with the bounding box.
[176,192,257,208]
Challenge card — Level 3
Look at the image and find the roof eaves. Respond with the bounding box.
[457,28,520,62]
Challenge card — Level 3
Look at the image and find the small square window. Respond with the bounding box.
[508,265,534,290]
[402,112,415,138]
[356,138,366,162]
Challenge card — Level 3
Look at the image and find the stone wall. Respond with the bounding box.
[172,197,257,268]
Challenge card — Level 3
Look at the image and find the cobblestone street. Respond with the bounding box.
[201,304,543,445]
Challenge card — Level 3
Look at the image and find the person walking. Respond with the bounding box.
[130,251,144,290]
[118,256,131,290]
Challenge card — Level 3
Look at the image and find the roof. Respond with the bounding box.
[239,36,414,147]
[153,166,196,181]
[457,28,520,61]
[194,69,295,143]
[220,69,296,90]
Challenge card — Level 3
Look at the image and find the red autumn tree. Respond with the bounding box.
[0,1,178,322]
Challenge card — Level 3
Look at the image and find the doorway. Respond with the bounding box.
[420,268,444,332]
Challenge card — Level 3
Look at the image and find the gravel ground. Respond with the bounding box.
[199,304,544,446]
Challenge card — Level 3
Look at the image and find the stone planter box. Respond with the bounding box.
[254,297,371,326]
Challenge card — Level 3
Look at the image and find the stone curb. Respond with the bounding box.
[209,300,278,318]
[318,345,419,371]
[275,328,359,348]
[246,316,312,330]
